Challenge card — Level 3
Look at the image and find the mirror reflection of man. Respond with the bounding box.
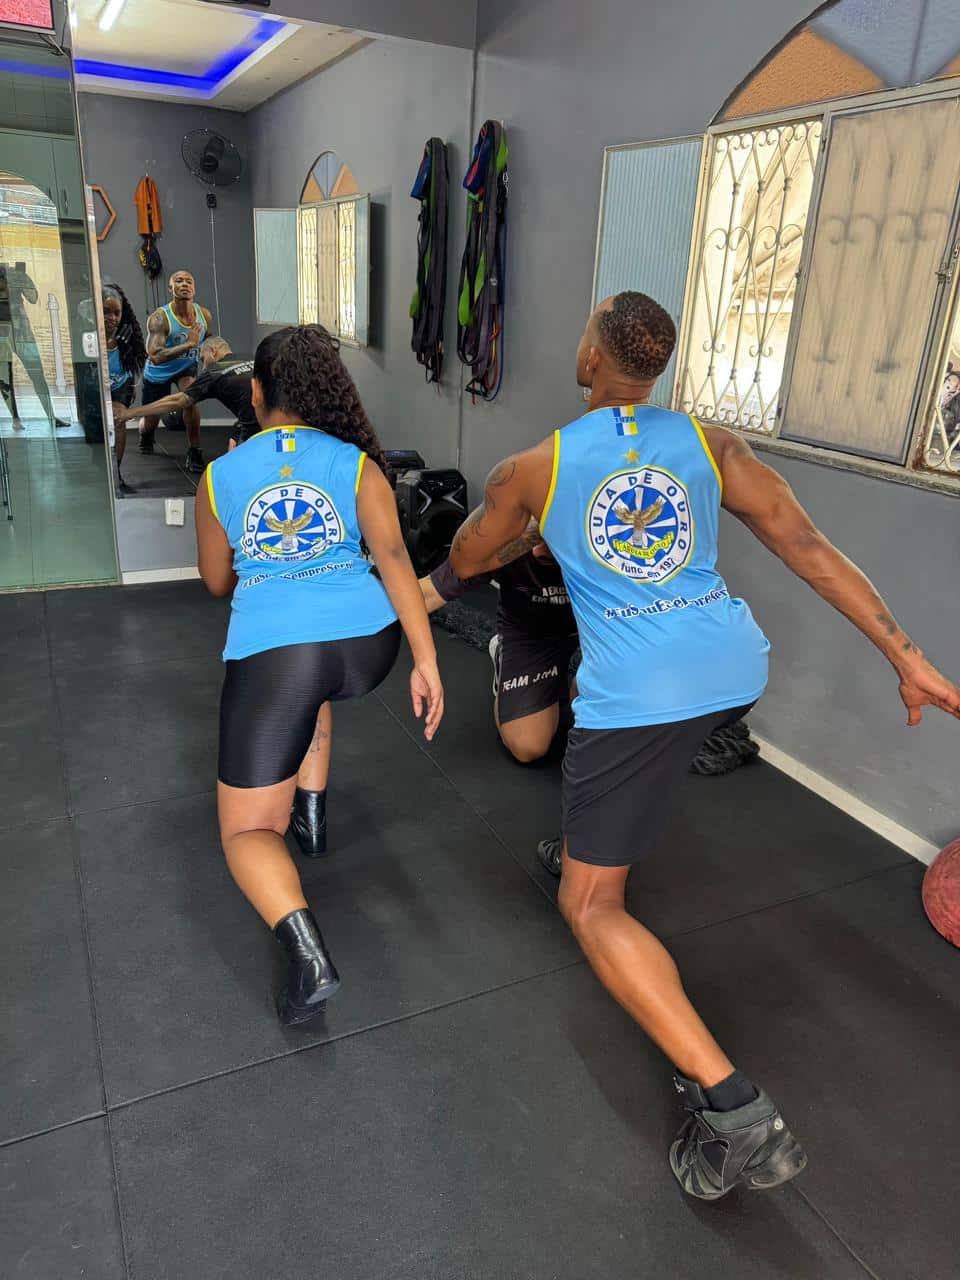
[115,336,257,450]
[139,269,212,474]
[0,260,69,430]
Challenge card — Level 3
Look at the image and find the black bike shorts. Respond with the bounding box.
[218,622,402,788]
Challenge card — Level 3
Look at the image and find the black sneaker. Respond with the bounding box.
[669,1075,806,1200]
[139,431,155,455]
[537,836,562,877]
[185,446,205,475]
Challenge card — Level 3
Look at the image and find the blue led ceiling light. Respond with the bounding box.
[74,17,285,93]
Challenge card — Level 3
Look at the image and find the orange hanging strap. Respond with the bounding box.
[134,176,162,237]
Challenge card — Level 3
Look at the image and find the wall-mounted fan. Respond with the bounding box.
[181,130,244,333]
[181,129,243,188]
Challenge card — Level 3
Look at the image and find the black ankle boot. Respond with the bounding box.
[273,908,340,1027]
[290,788,327,857]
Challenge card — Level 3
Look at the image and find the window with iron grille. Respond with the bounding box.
[592,0,960,492]
[676,120,822,434]
[254,194,370,347]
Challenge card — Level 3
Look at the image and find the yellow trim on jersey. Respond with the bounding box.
[355,451,367,493]
[205,462,220,522]
[539,430,561,530]
[691,415,722,495]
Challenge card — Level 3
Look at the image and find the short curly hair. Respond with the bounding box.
[253,325,387,472]
[597,292,676,380]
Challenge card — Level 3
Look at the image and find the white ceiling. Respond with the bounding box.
[73,0,366,111]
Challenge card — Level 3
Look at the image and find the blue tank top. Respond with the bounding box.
[206,425,397,661]
[107,345,130,390]
[540,404,769,729]
[143,302,206,383]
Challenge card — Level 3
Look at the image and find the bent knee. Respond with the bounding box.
[558,876,625,937]
[499,724,552,764]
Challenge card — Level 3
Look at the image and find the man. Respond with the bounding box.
[421,524,578,762]
[449,290,960,1200]
[116,335,257,451]
[139,269,212,474]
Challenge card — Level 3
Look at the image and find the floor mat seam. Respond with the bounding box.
[100,957,587,1117]
[791,1185,886,1280]
[662,859,915,944]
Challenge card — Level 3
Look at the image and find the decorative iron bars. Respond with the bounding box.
[337,198,357,343]
[677,120,822,432]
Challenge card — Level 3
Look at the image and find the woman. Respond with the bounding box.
[196,325,443,1027]
[102,283,145,493]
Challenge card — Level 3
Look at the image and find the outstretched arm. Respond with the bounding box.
[357,460,443,740]
[711,427,960,725]
[115,389,191,424]
[449,442,552,579]
[421,518,544,613]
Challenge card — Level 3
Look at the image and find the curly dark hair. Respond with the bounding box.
[254,325,387,472]
[597,291,676,380]
[101,283,145,379]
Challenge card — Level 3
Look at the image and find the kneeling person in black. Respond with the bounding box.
[114,336,258,449]
[422,522,579,763]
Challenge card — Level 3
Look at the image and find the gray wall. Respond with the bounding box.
[271,0,476,49]
[466,0,960,846]
[77,93,254,357]
[247,38,475,468]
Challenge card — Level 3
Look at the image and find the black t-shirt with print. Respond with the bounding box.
[185,356,257,439]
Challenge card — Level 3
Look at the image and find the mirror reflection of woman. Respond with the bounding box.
[102,283,145,495]
[196,324,444,1027]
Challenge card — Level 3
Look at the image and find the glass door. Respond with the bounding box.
[0,39,118,589]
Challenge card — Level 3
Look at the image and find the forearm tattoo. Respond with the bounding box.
[452,459,518,556]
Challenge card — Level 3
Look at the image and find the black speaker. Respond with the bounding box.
[384,449,426,487]
[395,467,469,574]
[162,409,185,431]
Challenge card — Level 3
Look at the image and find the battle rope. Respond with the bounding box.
[410,138,449,385]
[457,120,508,401]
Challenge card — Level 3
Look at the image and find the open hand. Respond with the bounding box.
[410,658,444,741]
[185,323,203,349]
[898,655,960,726]
[111,403,129,425]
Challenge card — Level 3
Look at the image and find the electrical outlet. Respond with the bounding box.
[165,498,185,526]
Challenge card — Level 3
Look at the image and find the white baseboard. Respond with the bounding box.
[121,567,201,585]
[754,735,939,866]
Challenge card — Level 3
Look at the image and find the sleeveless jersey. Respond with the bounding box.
[107,345,130,391]
[143,302,206,383]
[206,425,397,661]
[539,404,769,729]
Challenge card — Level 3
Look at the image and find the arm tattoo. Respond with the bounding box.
[875,611,898,636]
[495,525,540,566]
[487,459,517,488]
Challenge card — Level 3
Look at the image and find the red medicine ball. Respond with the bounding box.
[922,839,960,947]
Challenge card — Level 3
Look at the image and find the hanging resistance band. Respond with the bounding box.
[457,120,508,401]
[410,138,449,385]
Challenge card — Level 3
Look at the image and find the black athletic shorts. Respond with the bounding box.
[218,622,402,788]
[110,381,136,409]
[141,372,196,404]
[495,612,580,725]
[562,703,756,866]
